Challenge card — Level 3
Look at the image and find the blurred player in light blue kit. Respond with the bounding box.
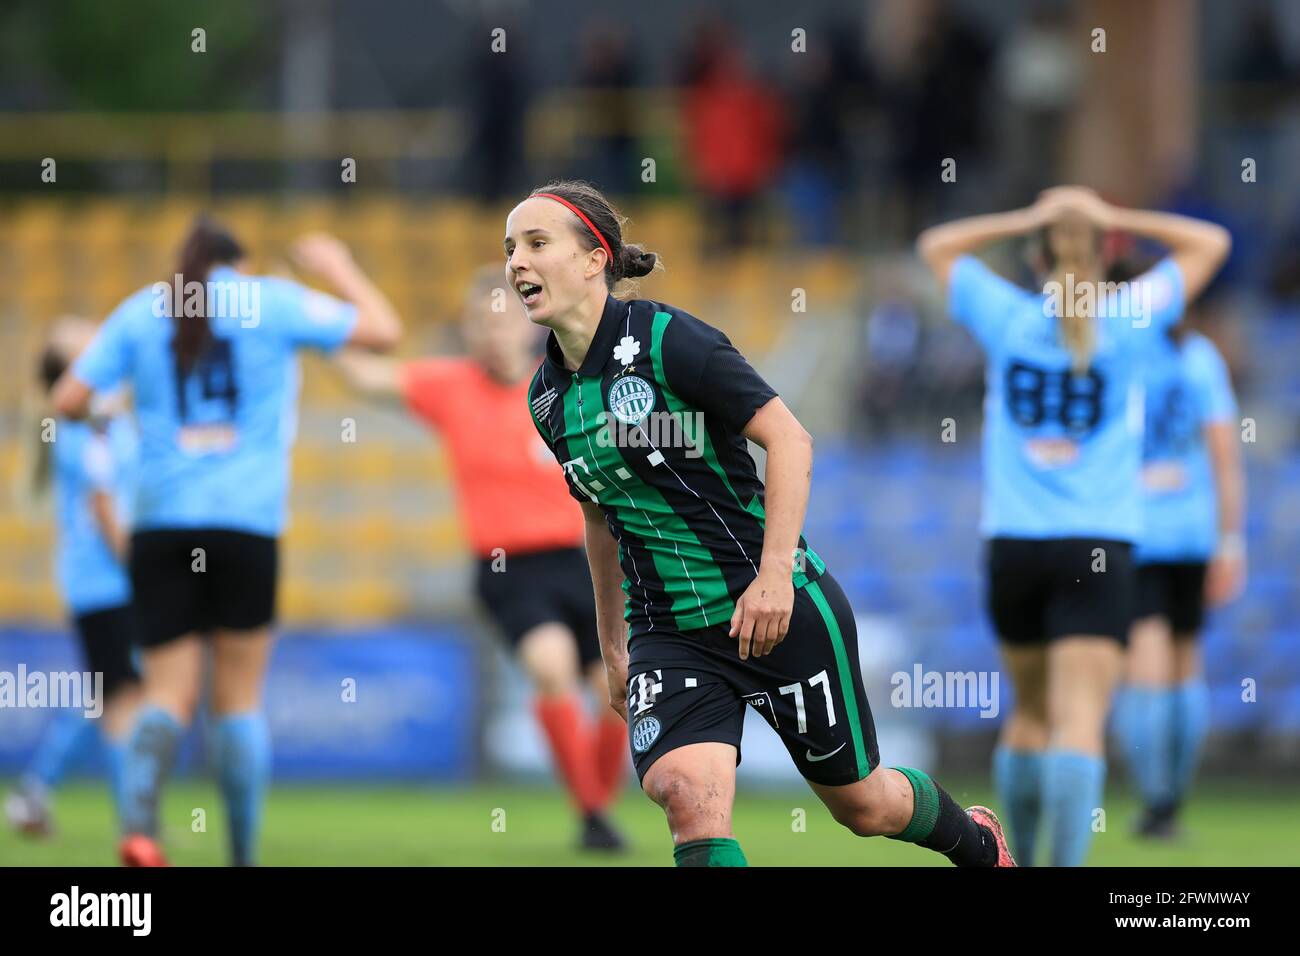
[53,218,402,865]
[918,186,1230,865]
[1114,298,1245,839]
[5,317,142,838]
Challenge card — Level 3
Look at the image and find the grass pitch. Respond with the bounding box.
[3,776,1294,866]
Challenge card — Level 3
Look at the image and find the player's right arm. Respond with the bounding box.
[916,195,1058,286]
[581,500,629,721]
[80,431,128,561]
[289,233,402,351]
[90,490,128,562]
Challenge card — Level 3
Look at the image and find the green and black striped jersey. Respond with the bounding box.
[527,294,826,638]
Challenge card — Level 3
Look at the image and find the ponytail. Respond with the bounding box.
[16,343,69,508]
[1039,217,1103,375]
[1059,310,1095,376]
[172,216,244,374]
[25,344,69,499]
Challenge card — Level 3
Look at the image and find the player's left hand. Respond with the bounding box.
[729,568,793,661]
[1205,550,1246,607]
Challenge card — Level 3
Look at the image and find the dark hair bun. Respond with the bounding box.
[619,243,657,279]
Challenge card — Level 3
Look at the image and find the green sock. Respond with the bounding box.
[673,837,748,867]
[887,766,996,866]
[887,766,941,843]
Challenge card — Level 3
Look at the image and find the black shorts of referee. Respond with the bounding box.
[474,546,601,669]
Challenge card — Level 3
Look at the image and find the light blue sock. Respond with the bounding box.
[212,712,271,867]
[26,711,99,791]
[1113,685,1175,809]
[121,705,183,837]
[1169,679,1210,805]
[102,736,127,824]
[992,746,1044,865]
[1042,749,1105,867]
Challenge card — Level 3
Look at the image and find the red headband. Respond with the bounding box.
[534,192,614,266]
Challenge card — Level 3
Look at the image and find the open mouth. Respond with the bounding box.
[516,281,542,306]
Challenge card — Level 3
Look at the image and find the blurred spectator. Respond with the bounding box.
[856,278,921,439]
[679,21,783,252]
[576,20,639,197]
[1229,2,1295,92]
[463,16,528,202]
[884,0,995,236]
[915,322,985,430]
[1268,215,1300,303]
[781,23,874,247]
[996,4,1081,199]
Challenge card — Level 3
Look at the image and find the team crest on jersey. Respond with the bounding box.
[631,714,661,753]
[608,375,655,425]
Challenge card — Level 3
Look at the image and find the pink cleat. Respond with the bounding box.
[966,805,1017,867]
[120,834,169,867]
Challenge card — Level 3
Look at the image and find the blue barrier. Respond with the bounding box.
[0,627,478,781]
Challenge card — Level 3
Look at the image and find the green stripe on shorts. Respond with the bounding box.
[804,580,869,779]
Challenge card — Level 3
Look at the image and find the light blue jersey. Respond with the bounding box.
[73,267,358,537]
[1136,331,1236,563]
[52,415,137,615]
[949,255,1186,541]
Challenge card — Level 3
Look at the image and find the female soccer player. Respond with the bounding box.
[1115,309,1244,838]
[52,217,402,866]
[5,318,141,837]
[333,266,630,850]
[917,186,1231,865]
[511,180,1014,867]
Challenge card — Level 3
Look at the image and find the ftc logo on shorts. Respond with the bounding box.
[608,375,656,425]
[631,714,661,754]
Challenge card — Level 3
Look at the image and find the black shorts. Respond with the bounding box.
[473,546,601,669]
[73,604,140,697]
[625,572,880,787]
[987,537,1135,645]
[1135,561,1208,635]
[130,529,278,647]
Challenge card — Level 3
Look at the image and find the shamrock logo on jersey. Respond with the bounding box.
[613,335,640,366]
